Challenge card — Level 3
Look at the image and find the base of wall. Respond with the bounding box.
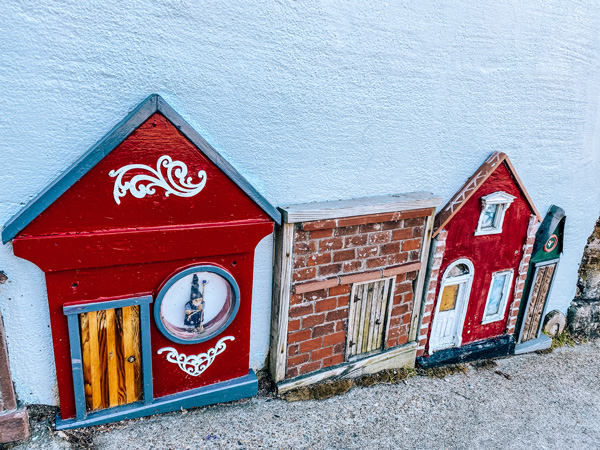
[568,298,600,339]
[417,335,515,368]
[277,342,417,394]
[514,334,552,355]
[0,408,29,443]
[56,370,257,430]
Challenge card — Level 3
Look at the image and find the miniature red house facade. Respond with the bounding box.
[1,95,279,429]
[417,152,541,367]
[269,193,441,392]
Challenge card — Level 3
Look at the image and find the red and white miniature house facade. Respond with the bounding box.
[269,193,441,392]
[417,152,541,367]
[1,95,279,429]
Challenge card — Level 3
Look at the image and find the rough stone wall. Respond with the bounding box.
[506,214,540,335]
[416,230,448,357]
[569,217,600,338]
[285,210,430,379]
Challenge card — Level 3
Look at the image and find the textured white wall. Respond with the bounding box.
[1,1,599,405]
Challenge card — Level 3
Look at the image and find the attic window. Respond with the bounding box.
[475,191,516,236]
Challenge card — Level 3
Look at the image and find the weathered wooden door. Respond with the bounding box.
[430,262,473,352]
[79,305,143,411]
[346,278,394,359]
[520,263,556,343]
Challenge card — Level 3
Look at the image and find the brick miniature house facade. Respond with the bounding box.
[269,193,441,391]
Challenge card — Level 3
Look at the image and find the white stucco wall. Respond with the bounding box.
[1,1,599,406]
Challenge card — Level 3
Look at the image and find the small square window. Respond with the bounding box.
[482,270,513,324]
[475,191,516,236]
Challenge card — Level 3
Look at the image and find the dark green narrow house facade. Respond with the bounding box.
[514,205,565,354]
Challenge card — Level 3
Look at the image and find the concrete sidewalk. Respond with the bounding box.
[8,340,600,449]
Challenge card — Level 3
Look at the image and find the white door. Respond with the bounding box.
[429,261,473,353]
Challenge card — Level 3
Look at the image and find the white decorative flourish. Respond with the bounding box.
[108,155,207,205]
[157,336,234,377]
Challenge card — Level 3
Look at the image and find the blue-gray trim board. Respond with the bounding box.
[63,295,155,420]
[2,94,281,243]
[55,370,258,430]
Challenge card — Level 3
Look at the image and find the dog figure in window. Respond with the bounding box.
[184,274,207,332]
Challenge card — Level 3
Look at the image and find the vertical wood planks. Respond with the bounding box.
[522,264,555,342]
[79,306,142,411]
[346,278,394,359]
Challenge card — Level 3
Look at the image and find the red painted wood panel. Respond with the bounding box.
[431,162,531,346]
[22,113,269,237]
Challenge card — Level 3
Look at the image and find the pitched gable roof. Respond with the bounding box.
[2,94,281,243]
[432,151,541,238]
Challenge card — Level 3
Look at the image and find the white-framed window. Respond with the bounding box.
[474,191,516,236]
[481,270,514,324]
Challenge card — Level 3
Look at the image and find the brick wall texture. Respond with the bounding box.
[416,230,448,356]
[285,208,431,380]
[506,214,540,335]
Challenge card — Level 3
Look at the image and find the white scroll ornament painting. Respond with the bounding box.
[109,155,207,204]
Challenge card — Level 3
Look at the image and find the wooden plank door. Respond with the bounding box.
[346,278,393,359]
[79,305,143,411]
[521,263,556,343]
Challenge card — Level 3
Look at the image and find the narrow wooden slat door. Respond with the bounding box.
[79,305,142,411]
[346,278,394,359]
[521,264,556,343]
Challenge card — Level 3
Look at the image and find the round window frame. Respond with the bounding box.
[154,265,241,345]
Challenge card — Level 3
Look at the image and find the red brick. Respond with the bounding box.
[299,337,322,353]
[313,322,335,337]
[302,313,325,328]
[386,338,397,348]
[302,219,337,231]
[333,249,356,262]
[413,226,424,238]
[286,366,299,379]
[288,318,301,331]
[343,260,363,272]
[335,320,347,332]
[311,346,333,361]
[402,313,411,325]
[299,361,322,375]
[368,231,391,244]
[288,329,312,344]
[406,270,418,281]
[394,272,407,283]
[322,354,344,368]
[295,229,309,241]
[320,237,344,251]
[323,331,346,347]
[391,304,410,317]
[397,335,409,346]
[310,228,334,239]
[408,250,421,262]
[388,252,408,265]
[330,284,350,296]
[389,316,402,328]
[333,342,345,354]
[382,262,421,277]
[361,222,383,232]
[388,327,400,339]
[420,314,431,325]
[402,292,413,304]
[293,267,316,282]
[290,293,304,305]
[402,238,422,251]
[404,217,425,227]
[326,308,348,322]
[294,241,317,255]
[366,257,387,268]
[295,278,338,294]
[357,246,379,258]
[288,344,299,356]
[337,225,359,236]
[345,234,368,247]
[307,252,332,267]
[337,295,350,308]
[315,297,338,312]
[424,303,434,314]
[416,348,425,357]
[381,220,403,230]
[392,228,413,241]
[287,353,310,367]
[319,263,342,277]
[380,242,400,255]
[294,255,307,267]
[290,304,313,318]
[304,289,328,302]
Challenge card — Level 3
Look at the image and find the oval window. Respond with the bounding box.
[154,266,240,344]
